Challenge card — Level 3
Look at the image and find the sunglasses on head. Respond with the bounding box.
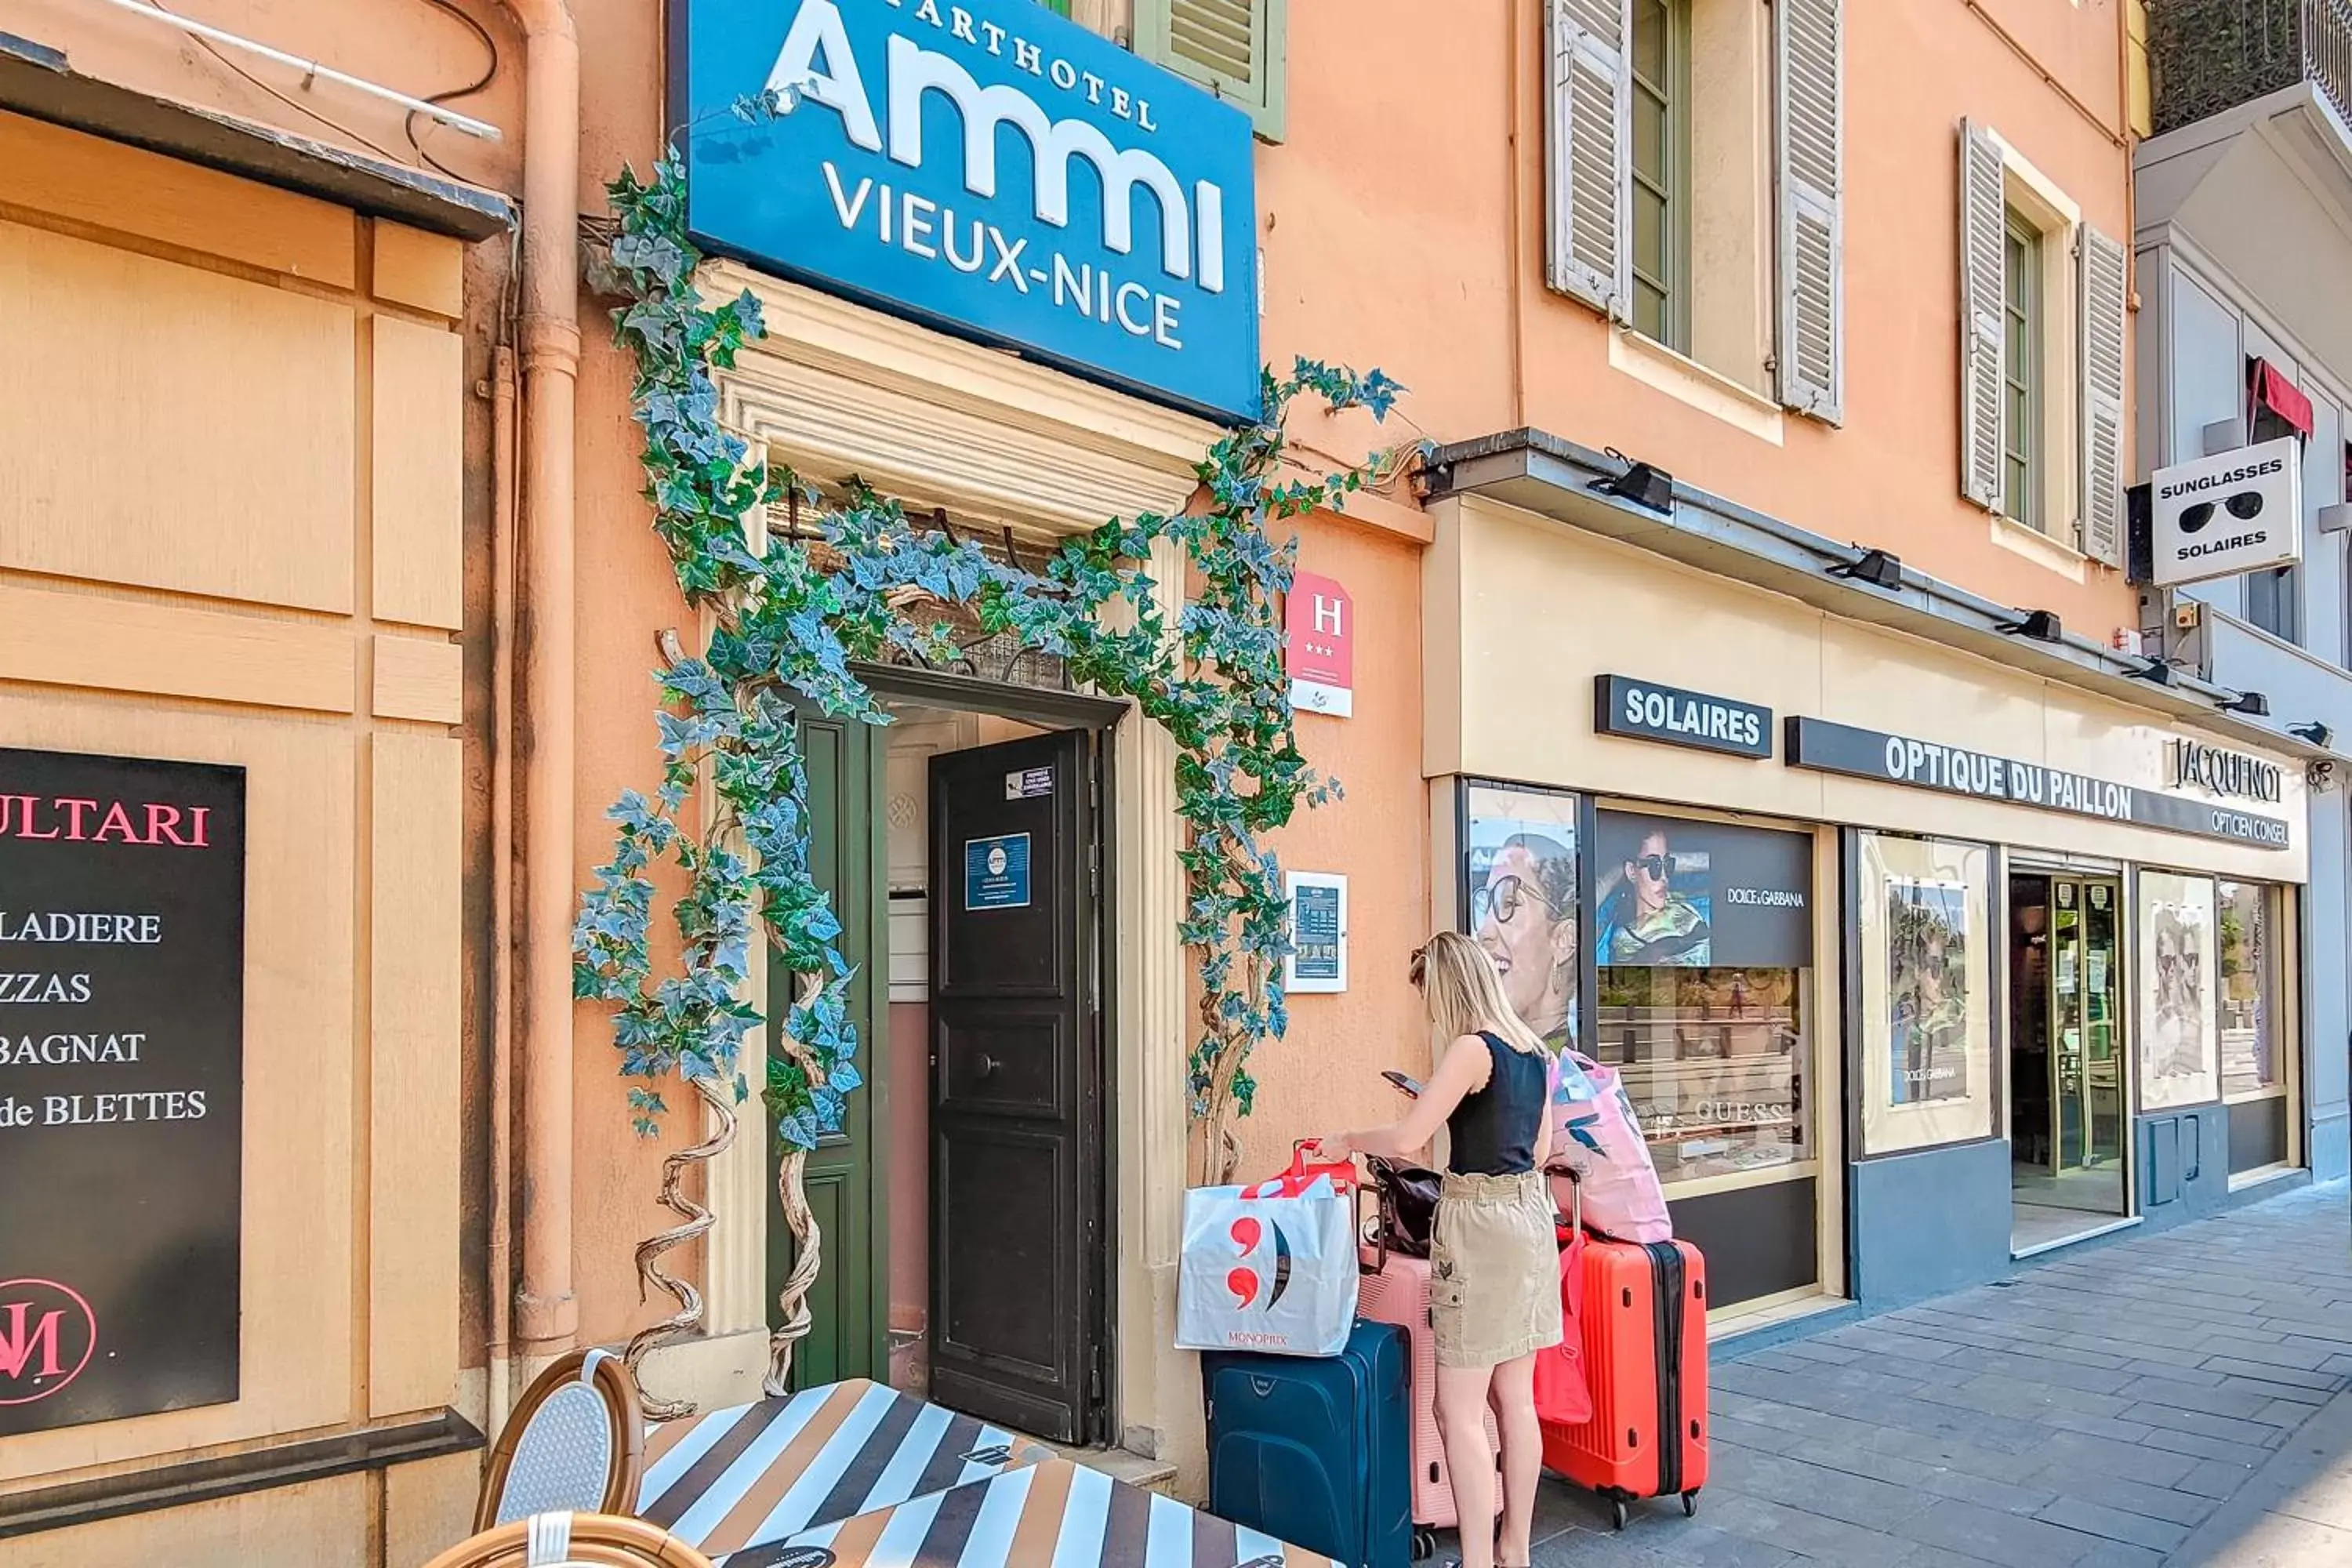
[2180,491,2266,535]
[1631,853,1671,880]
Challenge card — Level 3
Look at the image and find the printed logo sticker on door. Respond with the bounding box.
[963,833,1033,911]
[1004,767,1054,800]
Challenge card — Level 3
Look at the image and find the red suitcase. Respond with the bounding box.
[1356,1247,1501,1554]
[1539,1236,1708,1530]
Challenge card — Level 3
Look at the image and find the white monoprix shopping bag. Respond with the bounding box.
[1175,1149,1360,1356]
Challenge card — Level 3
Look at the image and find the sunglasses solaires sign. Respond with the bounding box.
[2149,436,2303,587]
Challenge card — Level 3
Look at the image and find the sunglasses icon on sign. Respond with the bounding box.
[2179,491,2266,535]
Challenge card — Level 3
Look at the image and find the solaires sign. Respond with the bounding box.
[670,0,1261,423]
[2148,437,2303,586]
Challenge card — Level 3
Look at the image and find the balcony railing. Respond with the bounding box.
[2149,0,2352,136]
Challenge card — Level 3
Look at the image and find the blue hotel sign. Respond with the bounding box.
[670,0,1262,422]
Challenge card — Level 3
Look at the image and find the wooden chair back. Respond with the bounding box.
[475,1349,645,1533]
[423,1512,713,1568]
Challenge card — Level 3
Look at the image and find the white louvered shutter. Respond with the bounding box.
[1545,0,1632,318]
[1958,122,2007,513]
[2079,223,2129,567]
[1774,0,1843,423]
[1134,0,1288,142]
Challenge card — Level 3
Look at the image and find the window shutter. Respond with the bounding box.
[2079,223,2129,568]
[1958,121,2006,513]
[1132,0,1287,143]
[1544,0,1632,318]
[1774,0,1843,423]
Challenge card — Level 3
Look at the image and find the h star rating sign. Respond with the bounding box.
[1286,572,1353,719]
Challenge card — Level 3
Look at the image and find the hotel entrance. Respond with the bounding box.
[2008,871,2129,1252]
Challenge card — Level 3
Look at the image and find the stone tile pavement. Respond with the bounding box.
[1491,1180,2352,1566]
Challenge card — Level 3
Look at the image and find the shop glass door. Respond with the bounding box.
[2051,879,2124,1181]
[2009,873,2125,1247]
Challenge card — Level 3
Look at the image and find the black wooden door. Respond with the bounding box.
[927,728,1101,1442]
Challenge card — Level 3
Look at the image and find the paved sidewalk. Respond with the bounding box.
[1506,1180,2352,1566]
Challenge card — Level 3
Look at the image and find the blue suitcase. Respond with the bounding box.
[1202,1320,1412,1568]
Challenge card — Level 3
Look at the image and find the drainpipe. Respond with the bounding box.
[503,0,582,1359]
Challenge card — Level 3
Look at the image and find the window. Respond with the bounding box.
[1132,0,1288,141]
[1628,0,1690,351]
[1855,833,1996,1156]
[2219,879,2293,1174]
[2219,880,2279,1097]
[1548,0,1844,419]
[2001,211,2042,532]
[2137,870,2220,1111]
[1959,124,2128,564]
[1461,785,1581,1053]
[2245,405,2301,642]
[1590,811,1815,1185]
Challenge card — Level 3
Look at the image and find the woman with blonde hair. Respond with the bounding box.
[1308,931,1562,1568]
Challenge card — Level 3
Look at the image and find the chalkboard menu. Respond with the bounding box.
[0,749,245,1435]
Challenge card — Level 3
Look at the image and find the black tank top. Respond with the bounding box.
[1444,1031,1552,1176]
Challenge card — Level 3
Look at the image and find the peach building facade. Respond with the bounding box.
[0,0,2333,1563]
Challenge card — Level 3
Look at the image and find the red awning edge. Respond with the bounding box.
[2252,358,2316,439]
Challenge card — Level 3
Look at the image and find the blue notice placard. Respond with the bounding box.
[963,832,1033,910]
[1293,883,1341,982]
[671,0,1261,423]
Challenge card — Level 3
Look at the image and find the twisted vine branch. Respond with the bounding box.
[765,971,826,1393]
[626,1073,735,1420]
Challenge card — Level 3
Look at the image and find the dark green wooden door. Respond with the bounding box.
[768,705,888,1387]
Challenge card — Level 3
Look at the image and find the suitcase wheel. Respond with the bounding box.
[1411,1527,1436,1561]
[1682,1490,1699,1518]
[1610,1498,1628,1532]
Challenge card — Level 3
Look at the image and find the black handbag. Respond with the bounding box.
[1363,1155,1442,1260]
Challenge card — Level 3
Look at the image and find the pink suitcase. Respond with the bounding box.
[1356,1248,1502,1548]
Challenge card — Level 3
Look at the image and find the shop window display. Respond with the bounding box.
[1590,811,1814,1185]
[2137,871,2220,1111]
[1856,833,1996,1155]
[2218,880,2279,1098]
[1463,783,1581,1051]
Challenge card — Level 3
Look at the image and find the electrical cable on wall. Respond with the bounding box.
[405,0,502,181]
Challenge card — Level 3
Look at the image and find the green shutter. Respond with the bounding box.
[1134,0,1287,142]
[1038,0,1072,15]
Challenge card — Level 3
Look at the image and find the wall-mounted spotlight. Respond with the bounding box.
[1589,448,1675,514]
[2217,690,2271,717]
[2128,659,2176,685]
[1995,609,2064,644]
[1827,548,1904,592]
[2292,720,2336,749]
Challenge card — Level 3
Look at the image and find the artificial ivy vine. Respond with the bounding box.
[572,139,1407,1409]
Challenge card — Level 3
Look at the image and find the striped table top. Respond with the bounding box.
[637,1378,1054,1565]
[768,1457,1343,1568]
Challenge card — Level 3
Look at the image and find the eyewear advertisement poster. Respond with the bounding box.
[2140,871,2221,1110]
[1593,811,1813,970]
[1857,833,1994,1154]
[1462,785,1580,1051]
[1592,811,1813,1183]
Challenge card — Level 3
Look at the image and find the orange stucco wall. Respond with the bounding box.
[2,0,2141,1359]
[546,0,2140,1339]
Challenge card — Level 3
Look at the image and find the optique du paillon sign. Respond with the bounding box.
[670,0,1261,423]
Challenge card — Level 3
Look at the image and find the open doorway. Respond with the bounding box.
[2007,872,2127,1252]
[766,673,1117,1446]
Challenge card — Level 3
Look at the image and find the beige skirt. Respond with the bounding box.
[1429,1170,1565,1369]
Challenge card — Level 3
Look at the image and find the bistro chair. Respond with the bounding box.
[475,1349,645,1532]
[423,1512,713,1568]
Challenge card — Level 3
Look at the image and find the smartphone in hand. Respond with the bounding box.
[1381,1069,1425,1099]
